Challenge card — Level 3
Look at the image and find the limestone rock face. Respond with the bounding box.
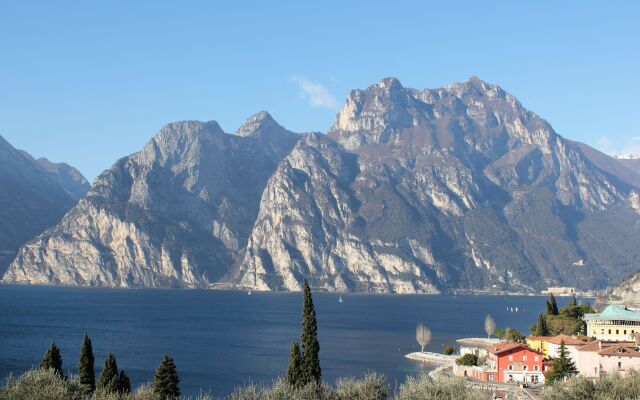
[0,135,80,274]
[3,114,299,287]
[234,77,640,292]
[4,78,640,293]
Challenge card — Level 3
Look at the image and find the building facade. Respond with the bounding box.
[458,342,546,384]
[576,340,640,378]
[584,305,640,341]
[526,335,588,362]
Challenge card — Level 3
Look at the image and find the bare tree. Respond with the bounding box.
[485,314,496,339]
[416,323,432,353]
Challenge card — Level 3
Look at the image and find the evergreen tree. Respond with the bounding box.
[152,355,180,399]
[545,340,577,382]
[97,353,119,393]
[569,294,577,307]
[39,342,63,376]
[118,370,131,394]
[78,334,95,393]
[286,341,302,387]
[535,314,549,336]
[300,280,321,385]
[546,293,559,316]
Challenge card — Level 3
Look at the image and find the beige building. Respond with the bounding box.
[584,305,640,341]
[542,287,576,295]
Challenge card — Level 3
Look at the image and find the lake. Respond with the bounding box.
[0,285,573,397]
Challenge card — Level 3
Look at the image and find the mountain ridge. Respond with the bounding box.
[3,78,640,292]
[0,135,87,274]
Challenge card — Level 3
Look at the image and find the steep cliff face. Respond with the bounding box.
[0,135,79,274]
[3,113,299,287]
[233,78,640,292]
[5,78,640,292]
[611,272,640,304]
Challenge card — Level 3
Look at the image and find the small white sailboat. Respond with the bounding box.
[339,295,343,303]
[515,307,518,312]
[510,307,514,312]
[247,289,252,295]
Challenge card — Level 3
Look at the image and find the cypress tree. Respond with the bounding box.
[78,334,95,393]
[546,293,559,316]
[286,341,302,387]
[97,353,119,393]
[569,294,577,307]
[39,342,63,376]
[118,370,131,394]
[152,355,180,399]
[300,280,321,385]
[535,314,549,336]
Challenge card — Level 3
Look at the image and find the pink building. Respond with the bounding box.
[577,340,640,378]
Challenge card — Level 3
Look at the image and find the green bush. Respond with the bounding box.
[336,373,388,400]
[396,375,489,400]
[541,371,640,400]
[0,369,84,400]
[443,345,455,356]
[455,354,478,366]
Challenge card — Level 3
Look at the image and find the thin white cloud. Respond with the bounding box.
[596,135,640,157]
[291,76,339,109]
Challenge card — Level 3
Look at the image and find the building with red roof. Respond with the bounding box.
[458,342,547,384]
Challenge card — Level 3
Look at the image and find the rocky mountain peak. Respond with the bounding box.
[376,76,403,91]
[445,76,508,101]
[235,111,281,137]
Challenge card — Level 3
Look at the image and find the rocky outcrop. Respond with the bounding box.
[0,135,80,274]
[3,113,299,287]
[611,272,640,304]
[4,78,640,293]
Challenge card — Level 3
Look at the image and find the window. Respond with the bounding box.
[609,329,612,334]
[534,356,539,361]
[534,365,539,371]
[488,374,493,381]
[509,355,513,361]
[601,329,605,334]
[508,365,513,371]
[619,361,623,370]
[616,330,619,335]
[523,355,527,361]
[523,365,528,371]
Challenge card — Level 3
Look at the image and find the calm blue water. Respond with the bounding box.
[0,285,571,397]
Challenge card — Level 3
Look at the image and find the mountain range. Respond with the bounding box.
[0,135,90,274]
[2,77,640,293]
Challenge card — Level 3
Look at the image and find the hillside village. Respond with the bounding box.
[410,295,640,398]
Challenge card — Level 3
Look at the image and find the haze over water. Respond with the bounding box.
[0,285,573,396]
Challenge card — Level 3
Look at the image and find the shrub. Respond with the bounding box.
[0,368,84,400]
[541,370,640,400]
[455,354,478,366]
[443,345,455,356]
[396,375,490,400]
[336,373,388,400]
[227,383,263,400]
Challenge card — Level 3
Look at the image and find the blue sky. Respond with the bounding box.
[1,1,638,180]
